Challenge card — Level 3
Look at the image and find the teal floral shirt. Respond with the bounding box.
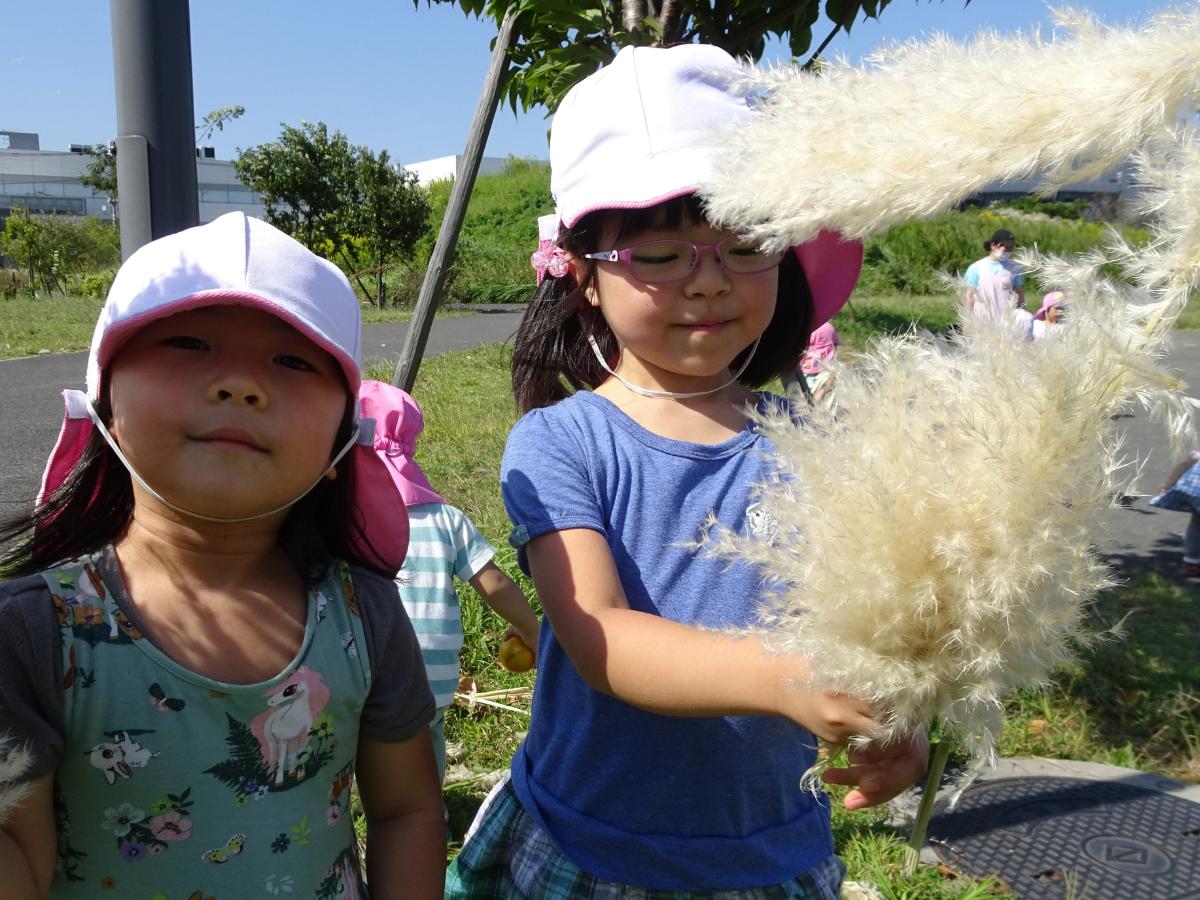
[37,553,392,899]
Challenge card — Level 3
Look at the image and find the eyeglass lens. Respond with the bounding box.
[628,237,784,283]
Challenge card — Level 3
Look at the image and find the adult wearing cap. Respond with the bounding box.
[965,228,1026,321]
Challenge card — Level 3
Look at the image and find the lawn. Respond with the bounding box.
[362,333,1199,897]
[0,295,105,359]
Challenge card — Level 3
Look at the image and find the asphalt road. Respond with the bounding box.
[1,317,1197,579]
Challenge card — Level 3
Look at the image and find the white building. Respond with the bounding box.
[0,130,265,223]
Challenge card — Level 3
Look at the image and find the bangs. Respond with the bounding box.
[570,195,710,252]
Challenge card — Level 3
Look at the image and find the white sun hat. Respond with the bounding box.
[546,43,863,329]
[550,43,758,230]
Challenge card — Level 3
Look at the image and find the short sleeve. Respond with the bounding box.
[500,406,607,572]
[352,566,437,742]
[1012,266,1024,287]
[444,507,496,583]
[964,261,981,289]
[0,575,66,783]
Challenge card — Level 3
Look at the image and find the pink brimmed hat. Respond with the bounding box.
[86,211,361,401]
[1034,290,1069,320]
[546,43,862,328]
[355,381,444,508]
[37,213,411,572]
[41,212,363,502]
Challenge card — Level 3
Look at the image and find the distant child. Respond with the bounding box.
[965,228,1026,319]
[0,213,444,898]
[446,44,928,897]
[1031,290,1069,340]
[357,380,539,781]
[799,321,842,404]
[1149,450,1200,577]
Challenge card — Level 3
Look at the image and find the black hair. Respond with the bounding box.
[511,194,814,413]
[0,396,386,581]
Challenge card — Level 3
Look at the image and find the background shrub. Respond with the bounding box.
[416,157,550,305]
[859,208,1149,295]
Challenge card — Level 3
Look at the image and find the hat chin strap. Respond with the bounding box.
[85,400,361,525]
[587,334,761,400]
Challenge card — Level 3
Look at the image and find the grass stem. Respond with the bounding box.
[903,733,952,877]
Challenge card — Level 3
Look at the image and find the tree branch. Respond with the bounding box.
[622,0,647,32]
[803,21,842,70]
[657,0,683,44]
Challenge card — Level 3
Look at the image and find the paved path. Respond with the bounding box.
[0,308,524,514]
[1098,330,1200,578]
[1,316,1197,581]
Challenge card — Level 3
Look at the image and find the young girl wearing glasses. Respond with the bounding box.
[447,44,928,897]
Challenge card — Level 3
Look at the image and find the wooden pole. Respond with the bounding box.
[391,8,519,391]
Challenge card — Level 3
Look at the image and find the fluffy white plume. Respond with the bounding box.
[702,6,1200,250]
[701,119,1200,769]
[0,739,36,827]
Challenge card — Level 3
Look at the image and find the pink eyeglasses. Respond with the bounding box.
[582,236,785,284]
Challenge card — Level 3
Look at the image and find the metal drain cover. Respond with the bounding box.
[928,776,1200,898]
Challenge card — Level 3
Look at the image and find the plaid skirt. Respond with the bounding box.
[445,777,845,899]
[1151,457,1200,514]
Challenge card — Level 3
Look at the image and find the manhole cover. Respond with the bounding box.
[928,776,1200,898]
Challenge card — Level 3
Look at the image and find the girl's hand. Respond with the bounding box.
[821,734,930,811]
[504,625,539,665]
[782,688,877,746]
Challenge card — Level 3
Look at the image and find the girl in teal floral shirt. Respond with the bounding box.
[0,213,443,899]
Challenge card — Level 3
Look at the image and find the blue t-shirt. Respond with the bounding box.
[964,256,1024,289]
[500,392,832,891]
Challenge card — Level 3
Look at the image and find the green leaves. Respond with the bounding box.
[233,122,432,304]
[414,1,945,112]
[825,0,859,31]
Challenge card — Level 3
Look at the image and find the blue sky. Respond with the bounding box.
[7,1,1159,165]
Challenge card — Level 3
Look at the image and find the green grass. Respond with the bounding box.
[0,294,104,359]
[361,337,1198,895]
[999,572,1200,781]
[832,292,960,350]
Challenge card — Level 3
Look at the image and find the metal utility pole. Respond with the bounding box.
[110,0,200,258]
[392,8,519,392]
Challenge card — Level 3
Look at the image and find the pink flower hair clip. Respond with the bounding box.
[531,213,571,285]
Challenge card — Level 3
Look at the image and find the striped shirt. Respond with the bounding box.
[397,502,496,707]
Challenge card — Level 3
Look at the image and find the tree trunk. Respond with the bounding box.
[376,254,386,307]
[391,8,519,391]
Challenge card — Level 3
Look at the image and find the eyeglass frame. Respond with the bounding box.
[580,235,786,284]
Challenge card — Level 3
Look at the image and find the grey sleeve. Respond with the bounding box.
[351,566,437,743]
[0,575,65,783]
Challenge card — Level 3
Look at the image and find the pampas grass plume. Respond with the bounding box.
[0,739,36,827]
[703,127,1200,765]
[697,3,1200,875]
[703,6,1200,250]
